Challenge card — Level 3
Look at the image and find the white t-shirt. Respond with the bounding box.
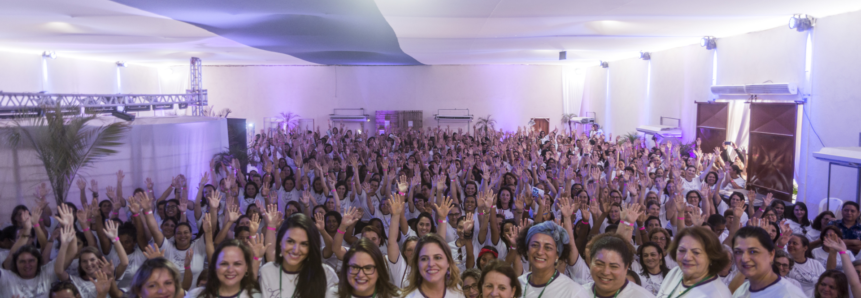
[186,286,263,298]
[277,189,300,211]
[631,260,665,295]
[731,276,806,298]
[681,177,702,195]
[787,257,826,298]
[518,271,588,298]
[0,260,57,298]
[388,253,411,289]
[107,245,148,291]
[811,247,856,271]
[582,280,656,298]
[664,255,678,269]
[159,237,207,287]
[565,255,592,285]
[401,287,466,298]
[258,262,339,298]
[655,267,731,298]
[69,275,98,298]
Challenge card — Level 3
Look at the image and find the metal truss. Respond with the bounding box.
[0,57,208,116]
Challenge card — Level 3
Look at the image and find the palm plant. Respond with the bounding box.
[476,115,496,134]
[5,104,130,205]
[620,131,639,145]
[278,112,301,130]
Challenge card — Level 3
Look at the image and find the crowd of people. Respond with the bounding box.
[1,122,859,298]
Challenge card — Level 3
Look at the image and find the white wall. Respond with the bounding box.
[202,65,569,134]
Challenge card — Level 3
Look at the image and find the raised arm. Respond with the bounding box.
[388,193,406,263]
[333,207,360,260]
[825,236,861,298]
[54,225,76,281]
[103,220,129,277]
[431,195,454,243]
[263,204,283,263]
[558,196,581,266]
[139,192,165,247]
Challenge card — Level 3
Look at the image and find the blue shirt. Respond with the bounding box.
[830,219,861,240]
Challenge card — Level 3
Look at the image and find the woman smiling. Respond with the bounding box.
[328,238,399,298]
[259,213,338,298]
[515,221,586,297]
[728,226,805,298]
[400,234,463,298]
[657,226,731,298]
[186,240,261,298]
[584,234,655,298]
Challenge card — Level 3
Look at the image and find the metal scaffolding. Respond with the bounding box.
[0,57,208,117]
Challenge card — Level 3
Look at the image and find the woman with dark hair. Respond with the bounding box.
[729,226,805,297]
[812,226,856,271]
[496,188,515,220]
[786,234,825,297]
[10,205,31,229]
[787,202,812,237]
[413,212,437,239]
[814,270,848,298]
[631,242,670,295]
[130,257,186,298]
[478,260,522,298]
[49,280,83,298]
[810,211,837,243]
[0,203,57,298]
[140,192,209,288]
[260,213,338,298]
[386,194,417,289]
[515,221,586,297]
[647,228,677,269]
[278,177,300,211]
[283,201,303,218]
[584,234,655,298]
[461,268,481,298]
[240,182,261,213]
[401,234,463,298]
[56,221,129,298]
[327,238,399,298]
[770,200,787,222]
[657,226,732,298]
[186,239,262,298]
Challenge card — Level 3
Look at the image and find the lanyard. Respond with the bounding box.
[668,275,712,298]
[279,268,298,298]
[522,270,558,298]
[591,284,621,298]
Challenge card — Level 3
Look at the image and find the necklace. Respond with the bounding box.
[668,274,712,298]
[522,270,558,298]
[591,284,621,298]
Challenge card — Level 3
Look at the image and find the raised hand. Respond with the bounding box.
[142,243,165,259]
[674,193,686,213]
[824,233,848,253]
[558,196,574,216]
[391,193,405,216]
[138,192,153,212]
[245,233,269,259]
[184,249,194,269]
[146,177,154,190]
[763,192,774,208]
[505,224,522,247]
[397,175,409,193]
[91,269,113,296]
[207,190,221,212]
[60,225,75,244]
[226,205,240,223]
[690,207,704,226]
[314,212,325,232]
[89,179,99,193]
[104,220,119,240]
[249,213,261,233]
[341,207,360,227]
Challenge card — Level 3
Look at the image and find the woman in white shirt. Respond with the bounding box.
[0,207,59,298]
[400,233,464,298]
[632,242,670,295]
[327,238,400,298]
[516,221,587,298]
[477,260,522,298]
[130,257,187,298]
[55,222,129,298]
[728,226,805,298]
[785,234,825,297]
[785,202,811,236]
[657,226,732,298]
[583,234,656,298]
[185,240,262,298]
[812,226,856,271]
[259,213,338,298]
[140,193,209,288]
[772,250,804,290]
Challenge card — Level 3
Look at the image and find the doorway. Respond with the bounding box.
[531,118,549,135]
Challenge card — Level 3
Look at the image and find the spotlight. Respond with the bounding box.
[559,51,567,60]
[110,110,135,122]
[639,52,651,60]
[788,14,814,31]
[599,61,609,68]
[700,36,717,50]
[248,123,254,128]
[116,61,127,67]
[42,51,56,59]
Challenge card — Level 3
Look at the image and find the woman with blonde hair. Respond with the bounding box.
[401,233,463,298]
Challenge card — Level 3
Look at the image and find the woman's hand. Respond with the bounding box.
[183,249,194,268]
[824,233,849,253]
[91,270,113,297]
[314,212,326,232]
[245,233,269,259]
[226,205,240,223]
[143,243,165,259]
[391,193,405,216]
[249,213,261,233]
[104,220,119,240]
[77,177,87,190]
[340,207,360,228]
[60,225,75,244]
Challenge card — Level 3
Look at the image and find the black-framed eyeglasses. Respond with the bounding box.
[463,284,478,291]
[348,265,376,276]
[775,263,791,269]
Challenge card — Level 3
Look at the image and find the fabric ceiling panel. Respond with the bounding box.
[113,0,422,65]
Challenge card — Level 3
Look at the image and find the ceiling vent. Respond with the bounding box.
[744,83,797,95]
[710,85,747,95]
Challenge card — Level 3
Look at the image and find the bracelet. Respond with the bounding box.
[758,208,764,212]
[111,212,119,216]
[839,250,848,255]
[267,226,276,231]
[34,223,40,228]
[88,218,94,223]
[677,217,685,220]
[132,213,140,217]
[581,221,589,225]
[639,227,646,231]
[439,220,447,224]
[112,237,120,243]
[185,266,191,270]
[146,210,153,215]
[83,228,91,232]
[621,221,634,227]
[398,192,406,196]
[337,229,346,235]
[253,256,260,261]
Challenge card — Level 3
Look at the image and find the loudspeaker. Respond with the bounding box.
[226,118,249,175]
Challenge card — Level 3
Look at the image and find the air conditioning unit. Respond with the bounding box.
[636,125,682,138]
[434,115,473,120]
[330,114,370,122]
[569,117,595,124]
[744,83,797,95]
[710,85,747,95]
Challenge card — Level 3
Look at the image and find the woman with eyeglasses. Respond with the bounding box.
[327,238,399,298]
[772,250,804,290]
[461,268,481,298]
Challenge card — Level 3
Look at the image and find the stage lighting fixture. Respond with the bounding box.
[639,52,651,60]
[700,36,717,50]
[42,51,56,59]
[248,123,254,128]
[559,51,567,60]
[110,110,135,122]
[599,61,609,68]
[788,14,814,31]
[116,61,127,67]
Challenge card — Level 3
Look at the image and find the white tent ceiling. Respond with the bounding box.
[1,0,860,66]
